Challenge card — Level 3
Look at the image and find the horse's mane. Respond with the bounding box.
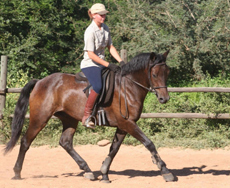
[121,53,150,76]
[121,52,165,76]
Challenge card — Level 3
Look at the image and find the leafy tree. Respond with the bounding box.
[0,0,90,78]
[108,0,230,83]
[0,0,229,83]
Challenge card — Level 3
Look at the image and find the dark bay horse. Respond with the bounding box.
[4,50,177,182]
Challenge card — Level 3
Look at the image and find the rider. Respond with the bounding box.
[81,3,125,129]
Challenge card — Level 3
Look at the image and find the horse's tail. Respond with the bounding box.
[4,79,39,155]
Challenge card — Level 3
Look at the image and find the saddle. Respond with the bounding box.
[75,68,115,125]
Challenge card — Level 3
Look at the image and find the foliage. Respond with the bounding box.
[110,0,230,83]
[0,0,91,78]
[1,0,229,81]
[0,0,230,149]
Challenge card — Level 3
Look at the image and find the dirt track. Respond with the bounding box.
[1,144,230,188]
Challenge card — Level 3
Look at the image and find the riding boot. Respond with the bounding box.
[82,89,99,129]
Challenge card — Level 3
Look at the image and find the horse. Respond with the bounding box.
[4,50,177,182]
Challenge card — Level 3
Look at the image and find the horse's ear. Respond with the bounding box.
[163,50,170,58]
[150,52,156,60]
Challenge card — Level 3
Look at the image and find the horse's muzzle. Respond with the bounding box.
[158,96,170,104]
[156,92,170,104]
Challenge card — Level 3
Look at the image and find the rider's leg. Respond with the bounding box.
[82,89,99,128]
[81,66,102,129]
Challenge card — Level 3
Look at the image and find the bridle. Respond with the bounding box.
[119,62,168,119]
[127,62,168,93]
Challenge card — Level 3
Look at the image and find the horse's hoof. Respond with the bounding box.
[100,179,111,183]
[162,172,177,182]
[83,172,95,180]
[12,175,22,180]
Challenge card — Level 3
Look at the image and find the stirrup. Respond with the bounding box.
[83,115,97,129]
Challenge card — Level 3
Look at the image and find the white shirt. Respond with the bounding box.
[80,21,112,69]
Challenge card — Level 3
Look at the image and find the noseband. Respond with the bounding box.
[119,62,168,119]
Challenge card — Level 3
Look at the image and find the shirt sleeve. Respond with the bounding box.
[84,29,95,52]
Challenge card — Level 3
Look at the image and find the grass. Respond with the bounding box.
[1,115,230,150]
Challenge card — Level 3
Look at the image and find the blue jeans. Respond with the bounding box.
[81,66,103,94]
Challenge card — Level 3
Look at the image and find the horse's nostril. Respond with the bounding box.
[159,97,169,104]
[159,98,164,103]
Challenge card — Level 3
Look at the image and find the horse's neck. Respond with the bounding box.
[130,69,150,89]
[120,71,149,102]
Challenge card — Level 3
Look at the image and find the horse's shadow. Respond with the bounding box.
[31,165,230,179]
[60,165,230,180]
[172,165,230,177]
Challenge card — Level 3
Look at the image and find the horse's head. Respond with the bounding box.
[149,50,170,104]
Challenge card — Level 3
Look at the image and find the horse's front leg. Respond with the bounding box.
[100,128,127,183]
[146,141,177,182]
[122,121,177,182]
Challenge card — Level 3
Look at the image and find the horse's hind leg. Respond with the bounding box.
[121,121,177,182]
[100,128,127,183]
[59,118,95,180]
[12,117,49,179]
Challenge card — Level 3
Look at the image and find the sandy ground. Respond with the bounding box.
[0,144,230,188]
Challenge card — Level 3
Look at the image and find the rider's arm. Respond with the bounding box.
[108,45,123,63]
[87,51,109,67]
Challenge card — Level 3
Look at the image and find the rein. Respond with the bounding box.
[125,76,167,94]
[119,62,167,119]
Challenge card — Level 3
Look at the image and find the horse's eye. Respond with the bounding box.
[152,74,157,78]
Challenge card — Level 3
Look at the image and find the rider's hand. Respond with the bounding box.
[108,63,121,73]
[119,61,125,67]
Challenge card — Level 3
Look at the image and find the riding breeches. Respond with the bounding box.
[81,66,103,94]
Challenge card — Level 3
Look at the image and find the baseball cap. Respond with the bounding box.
[90,3,109,15]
